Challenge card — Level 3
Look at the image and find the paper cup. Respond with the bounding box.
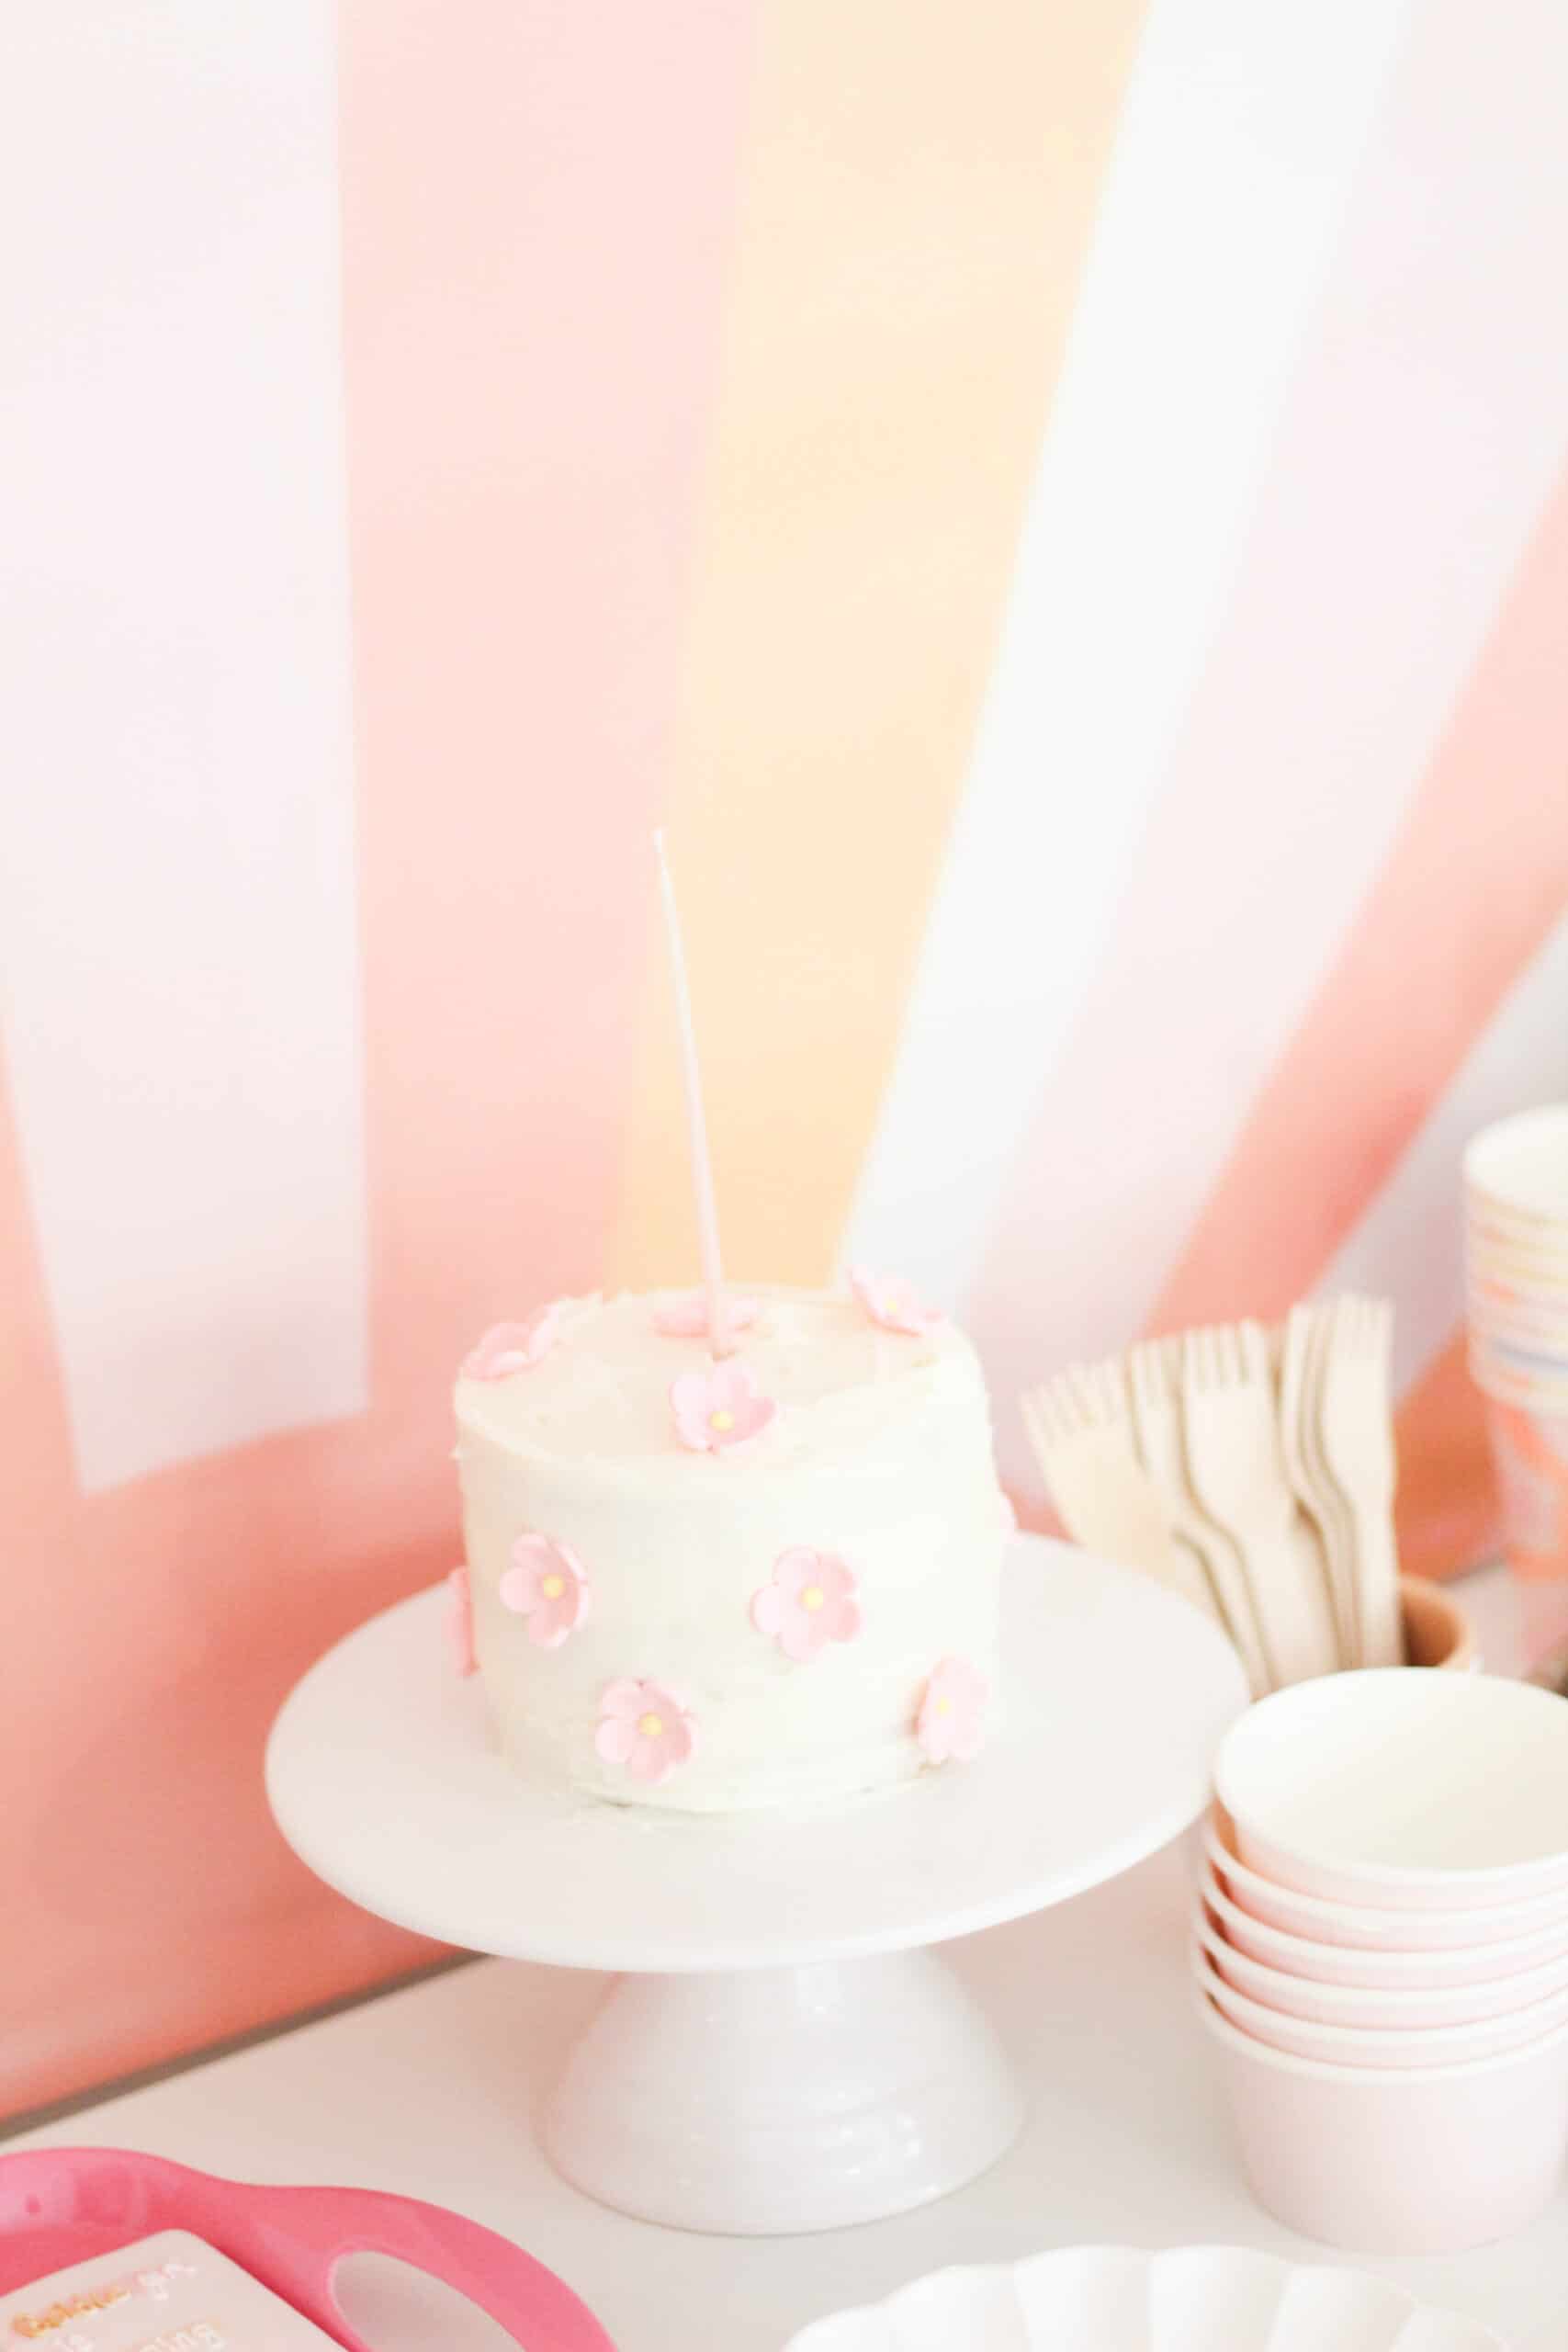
[1195,1909,1568,2029]
[1198,1871,1568,1992]
[1214,1672,1568,1910]
[1471,1336,1568,1386]
[1466,1287,1568,1347]
[1475,1335,1568,1393]
[1470,1346,1568,1415]
[1465,1107,1568,1227]
[1199,1984,1568,2253]
[1471,1223,1568,1270]
[1481,1395,1568,1578]
[1468,1247,1568,1304]
[1464,1112,1568,1588]
[1201,1815,1568,1950]
[1195,1940,1568,2068]
[1468,1318,1568,1384]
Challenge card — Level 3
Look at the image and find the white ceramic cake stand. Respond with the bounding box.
[265,1535,1246,2236]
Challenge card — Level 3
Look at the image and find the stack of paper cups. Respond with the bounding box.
[1196,1672,1568,2253]
[1465,1107,1568,1578]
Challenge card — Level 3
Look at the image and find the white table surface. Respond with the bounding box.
[15,1565,1568,2352]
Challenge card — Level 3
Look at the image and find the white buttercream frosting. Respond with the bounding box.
[455,1283,1009,1813]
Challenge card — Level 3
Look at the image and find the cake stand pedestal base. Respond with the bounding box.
[543,1952,1023,2234]
[266,1538,1247,2236]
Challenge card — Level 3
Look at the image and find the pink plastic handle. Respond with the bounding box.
[0,2146,616,2351]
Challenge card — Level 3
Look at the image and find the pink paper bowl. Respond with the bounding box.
[1198,1868,1568,1991]
[1202,1815,1568,1951]
[1194,1907,1568,2030]
[1198,1983,1568,2253]
[1213,1672,1568,1911]
[1193,1940,1568,2069]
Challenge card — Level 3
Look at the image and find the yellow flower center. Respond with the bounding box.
[541,1574,565,1600]
[638,1712,665,1740]
[935,1696,952,1715]
[710,1408,735,1432]
[801,1586,826,1611]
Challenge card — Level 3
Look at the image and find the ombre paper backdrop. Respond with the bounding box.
[5,0,1568,2113]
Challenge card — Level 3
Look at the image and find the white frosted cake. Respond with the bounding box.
[450,1274,1010,1813]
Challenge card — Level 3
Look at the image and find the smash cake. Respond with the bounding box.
[449,1271,1010,1814]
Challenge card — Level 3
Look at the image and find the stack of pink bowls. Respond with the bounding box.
[1194,1669,1568,2254]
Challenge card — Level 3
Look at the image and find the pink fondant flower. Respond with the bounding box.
[595,1678,697,1786]
[460,1303,562,1380]
[670,1360,777,1453]
[446,1565,477,1679]
[848,1265,943,1337]
[916,1657,988,1765]
[751,1547,862,1663]
[653,1290,761,1338]
[499,1532,591,1649]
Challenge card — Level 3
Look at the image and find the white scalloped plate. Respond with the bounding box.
[783,2244,1507,2350]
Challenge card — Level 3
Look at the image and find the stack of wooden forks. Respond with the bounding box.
[1022,1296,1401,1698]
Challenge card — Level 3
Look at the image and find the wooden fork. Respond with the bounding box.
[1022,1363,1220,1623]
[1180,1322,1337,1690]
[1316,1294,1403,1669]
[1280,1301,1357,1667]
[1127,1338,1268,1694]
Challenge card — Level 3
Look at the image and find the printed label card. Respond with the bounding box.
[3,2229,343,2349]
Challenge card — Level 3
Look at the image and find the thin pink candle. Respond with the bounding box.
[654,831,734,1360]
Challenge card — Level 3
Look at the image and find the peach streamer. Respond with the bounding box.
[608,0,1149,1292]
